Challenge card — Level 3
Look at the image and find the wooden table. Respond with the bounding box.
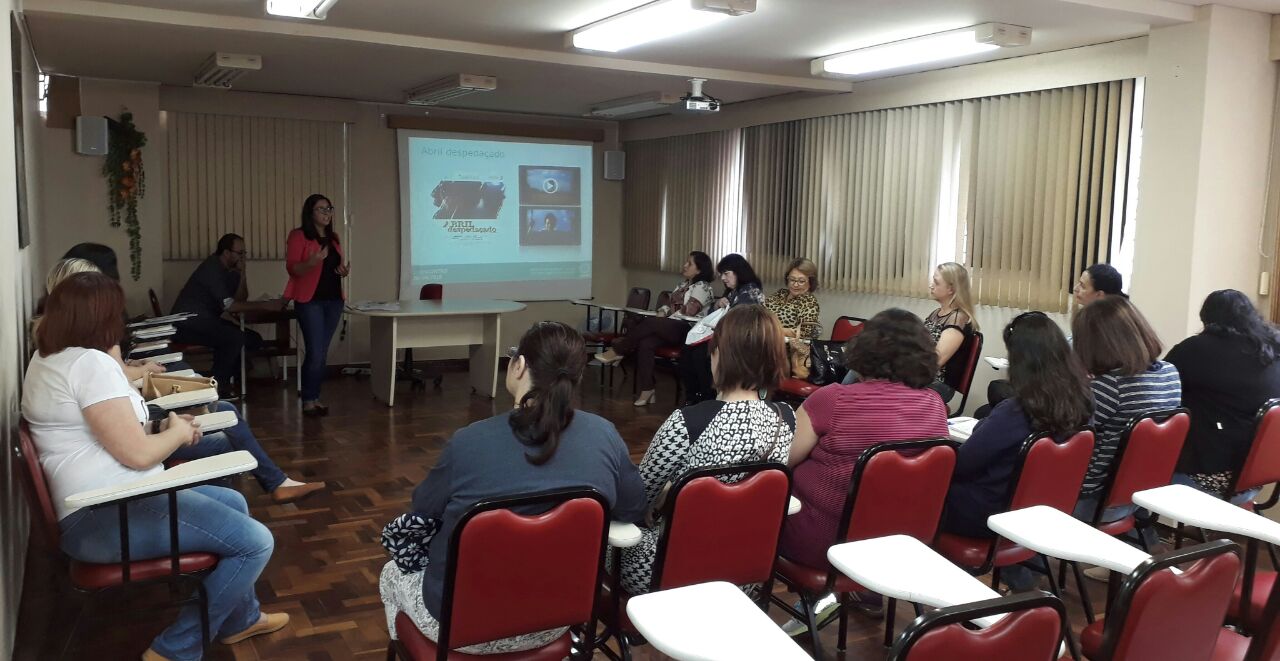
[346,299,526,406]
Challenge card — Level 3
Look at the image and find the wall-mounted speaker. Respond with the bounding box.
[75,116,108,155]
[604,150,625,181]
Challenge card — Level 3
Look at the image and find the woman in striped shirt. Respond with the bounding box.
[1071,296,1181,543]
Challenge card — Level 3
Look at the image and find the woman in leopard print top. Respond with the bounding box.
[764,258,822,340]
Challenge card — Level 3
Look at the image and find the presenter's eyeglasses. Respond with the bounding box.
[314,206,335,215]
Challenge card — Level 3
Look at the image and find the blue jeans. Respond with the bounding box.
[296,299,344,403]
[1171,472,1261,506]
[168,401,287,493]
[59,485,274,661]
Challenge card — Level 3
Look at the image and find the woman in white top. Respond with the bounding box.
[22,272,288,661]
[595,251,716,406]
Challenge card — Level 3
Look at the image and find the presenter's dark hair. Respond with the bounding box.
[509,321,586,466]
[1085,263,1124,296]
[63,243,120,281]
[1200,289,1280,365]
[1004,312,1092,434]
[299,194,339,242]
[716,253,762,291]
[690,251,714,284]
[215,233,244,256]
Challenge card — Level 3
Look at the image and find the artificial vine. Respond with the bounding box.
[103,111,147,280]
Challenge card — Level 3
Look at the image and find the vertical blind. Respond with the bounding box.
[622,79,1139,313]
[165,112,346,260]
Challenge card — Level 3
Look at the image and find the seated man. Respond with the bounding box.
[171,233,284,395]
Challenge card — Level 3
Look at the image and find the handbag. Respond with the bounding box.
[381,513,442,573]
[684,307,727,346]
[807,340,849,386]
[788,336,811,380]
[143,372,218,401]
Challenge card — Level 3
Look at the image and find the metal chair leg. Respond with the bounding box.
[883,597,897,648]
[837,592,849,651]
[990,566,1002,590]
[385,641,398,661]
[803,593,824,661]
[1071,561,1097,624]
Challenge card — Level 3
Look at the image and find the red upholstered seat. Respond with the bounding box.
[777,377,818,399]
[394,613,573,661]
[891,594,1066,661]
[654,346,681,360]
[1210,629,1251,661]
[1079,542,1241,661]
[388,490,608,661]
[70,554,219,591]
[1095,516,1136,537]
[1229,569,1275,630]
[774,555,863,595]
[933,534,1035,569]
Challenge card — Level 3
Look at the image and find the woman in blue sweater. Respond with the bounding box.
[941,312,1093,538]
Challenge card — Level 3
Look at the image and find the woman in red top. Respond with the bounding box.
[284,194,349,416]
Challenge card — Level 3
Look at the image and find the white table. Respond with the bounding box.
[347,299,526,405]
[827,535,1004,627]
[65,451,258,509]
[986,506,1152,575]
[1133,484,1280,546]
[626,581,811,661]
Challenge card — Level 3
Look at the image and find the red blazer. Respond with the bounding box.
[283,228,346,303]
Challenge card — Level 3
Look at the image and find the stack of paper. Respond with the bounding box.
[948,417,980,442]
[349,301,401,312]
[133,324,176,340]
[129,341,171,356]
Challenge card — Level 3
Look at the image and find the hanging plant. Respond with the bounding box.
[103,111,147,280]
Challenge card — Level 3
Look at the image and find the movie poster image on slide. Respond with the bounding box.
[431,180,506,219]
[519,166,581,206]
[519,207,581,246]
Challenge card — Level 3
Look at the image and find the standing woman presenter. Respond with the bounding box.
[284,194,349,417]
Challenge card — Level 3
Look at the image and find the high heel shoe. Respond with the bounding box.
[634,390,657,406]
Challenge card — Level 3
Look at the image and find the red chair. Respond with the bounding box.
[888,591,1069,661]
[1079,540,1241,661]
[1065,410,1189,622]
[935,430,1095,595]
[943,331,984,417]
[14,420,223,656]
[584,287,651,347]
[388,488,609,661]
[771,439,959,659]
[1212,574,1280,661]
[777,316,867,400]
[402,284,444,390]
[598,462,792,661]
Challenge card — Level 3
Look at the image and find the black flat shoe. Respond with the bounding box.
[302,406,323,418]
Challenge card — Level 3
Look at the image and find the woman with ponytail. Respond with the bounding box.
[380,321,645,654]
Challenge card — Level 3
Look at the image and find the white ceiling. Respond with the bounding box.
[20,0,1271,118]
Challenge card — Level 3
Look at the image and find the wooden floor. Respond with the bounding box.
[11,367,1170,660]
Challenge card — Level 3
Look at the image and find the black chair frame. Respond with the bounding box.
[770,438,959,659]
[387,487,610,661]
[887,591,1069,661]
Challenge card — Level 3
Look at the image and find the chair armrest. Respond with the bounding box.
[609,521,642,548]
[65,451,258,510]
[148,389,219,410]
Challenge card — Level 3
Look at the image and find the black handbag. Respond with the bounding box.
[807,340,849,386]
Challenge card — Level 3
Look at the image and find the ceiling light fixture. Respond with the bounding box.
[405,74,498,106]
[567,0,756,53]
[265,0,341,20]
[588,92,680,118]
[812,23,1031,77]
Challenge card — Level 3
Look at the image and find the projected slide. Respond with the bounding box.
[398,132,593,301]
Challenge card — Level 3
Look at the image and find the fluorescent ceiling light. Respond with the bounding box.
[266,0,341,20]
[568,0,731,53]
[812,23,1030,77]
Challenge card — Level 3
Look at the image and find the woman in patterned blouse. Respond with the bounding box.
[682,254,767,404]
[620,304,795,596]
[764,258,822,340]
[595,252,716,406]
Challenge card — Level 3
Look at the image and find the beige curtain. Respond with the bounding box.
[962,80,1137,311]
[165,112,346,260]
[622,129,742,272]
[622,80,1139,313]
[741,104,953,296]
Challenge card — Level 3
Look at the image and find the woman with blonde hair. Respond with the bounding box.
[924,262,979,403]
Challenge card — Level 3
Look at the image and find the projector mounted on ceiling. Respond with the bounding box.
[681,78,720,113]
[589,92,680,118]
[193,53,262,89]
[690,0,756,16]
[406,74,498,106]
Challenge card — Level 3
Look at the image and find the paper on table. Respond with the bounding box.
[349,301,400,312]
[948,417,979,441]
